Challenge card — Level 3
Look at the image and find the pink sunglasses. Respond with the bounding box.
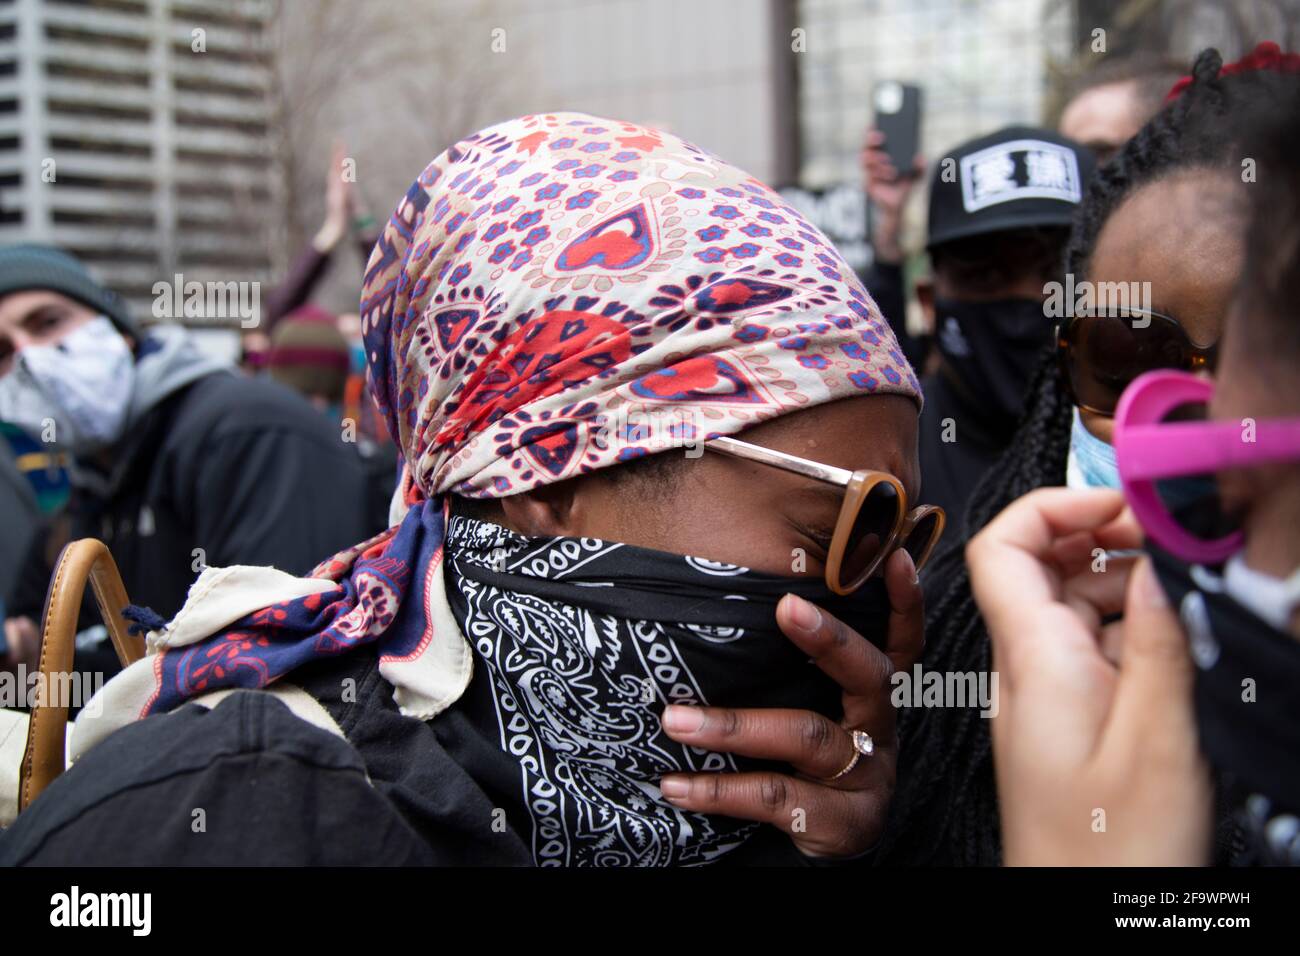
[1113,370,1300,564]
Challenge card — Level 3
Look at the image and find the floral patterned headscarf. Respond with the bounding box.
[134,112,920,720]
[363,111,919,508]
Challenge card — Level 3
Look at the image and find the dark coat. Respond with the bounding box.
[0,645,825,866]
[9,371,385,674]
[917,368,1019,539]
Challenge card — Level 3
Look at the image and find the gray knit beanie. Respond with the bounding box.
[0,244,139,338]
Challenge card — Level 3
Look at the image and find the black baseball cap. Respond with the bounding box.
[926,126,1096,250]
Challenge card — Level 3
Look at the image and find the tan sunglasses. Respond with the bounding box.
[707,435,945,595]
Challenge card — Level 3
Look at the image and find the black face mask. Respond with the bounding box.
[932,296,1052,424]
[442,514,892,866]
[1148,542,1300,865]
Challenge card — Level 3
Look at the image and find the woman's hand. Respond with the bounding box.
[968,487,1212,866]
[658,546,924,859]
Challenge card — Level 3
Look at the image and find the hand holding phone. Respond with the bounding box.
[872,81,923,177]
[863,82,924,264]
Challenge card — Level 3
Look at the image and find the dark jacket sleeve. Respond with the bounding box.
[266,224,383,330]
[859,260,929,372]
[0,693,436,865]
[6,521,52,620]
[0,448,39,606]
[159,375,379,576]
[189,421,376,576]
[264,244,331,330]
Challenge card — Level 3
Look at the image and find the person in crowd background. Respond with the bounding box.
[1,112,934,866]
[0,436,38,612]
[267,303,395,535]
[910,126,1092,531]
[0,421,68,669]
[1057,53,1187,165]
[973,77,1300,865]
[337,310,394,451]
[874,45,1300,865]
[858,54,1180,434]
[242,143,379,373]
[0,245,378,677]
[1,407,70,607]
[857,128,928,373]
[266,304,353,414]
[0,421,67,515]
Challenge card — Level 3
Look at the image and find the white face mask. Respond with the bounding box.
[0,315,134,454]
[1224,553,1300,633]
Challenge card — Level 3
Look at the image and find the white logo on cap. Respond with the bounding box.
[959,139,1082,213]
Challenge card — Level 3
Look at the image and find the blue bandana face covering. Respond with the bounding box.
[1066,407,1121,490]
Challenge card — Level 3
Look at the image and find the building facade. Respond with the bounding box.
[0,0,274,321]
[795,0,1073,188]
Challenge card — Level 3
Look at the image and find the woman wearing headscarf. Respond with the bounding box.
[1,114,937,866]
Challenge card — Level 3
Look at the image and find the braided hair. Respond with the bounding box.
[875,48,1298,866]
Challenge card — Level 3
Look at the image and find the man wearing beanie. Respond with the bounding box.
[0,245,379,676]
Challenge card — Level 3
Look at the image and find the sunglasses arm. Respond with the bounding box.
[707,435,855,486]
[1117,420,1300,482]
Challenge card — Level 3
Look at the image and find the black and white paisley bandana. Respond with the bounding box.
[441,514,892,866]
